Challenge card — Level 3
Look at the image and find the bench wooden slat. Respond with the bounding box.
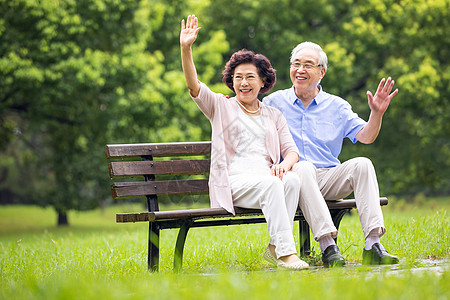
[116,212,152,223]
[105,142,212,158]
[112,179,209,198]
[115,197,388,223]
[325,197,388,209]
[116,207,265,223]
[109,159,211,177]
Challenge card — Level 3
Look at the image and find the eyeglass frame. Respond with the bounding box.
[290,62,323,71]
[231,74,260,82]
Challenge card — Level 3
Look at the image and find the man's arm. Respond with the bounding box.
[356,77,398,144]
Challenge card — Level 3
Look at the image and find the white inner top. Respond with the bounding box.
[229,108,271,176]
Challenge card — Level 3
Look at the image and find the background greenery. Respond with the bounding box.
[0,200,449,299]
[0,0,449,225]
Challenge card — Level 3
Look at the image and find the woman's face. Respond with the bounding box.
[233,63,265,103]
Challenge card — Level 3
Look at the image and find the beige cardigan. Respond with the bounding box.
[192,82,299,214]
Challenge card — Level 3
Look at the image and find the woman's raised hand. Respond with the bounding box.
[180,15,201,48]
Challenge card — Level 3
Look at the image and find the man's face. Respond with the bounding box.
[290,48,326,94]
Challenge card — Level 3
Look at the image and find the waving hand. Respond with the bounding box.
[356,77,399,144]
[180,15,201,48]
[180,15,202,97]
[366,77,398,115]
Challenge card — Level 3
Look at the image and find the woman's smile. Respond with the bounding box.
[233,63,264,109]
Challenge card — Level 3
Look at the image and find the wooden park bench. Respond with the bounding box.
[105,141,388,272]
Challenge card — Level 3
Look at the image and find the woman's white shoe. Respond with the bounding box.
[277,258,309,271]
[263,246,278,265]
[264,246,309,270]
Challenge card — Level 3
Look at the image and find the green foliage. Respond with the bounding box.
[0,0,228,223]
[201,0,449,195]
[0,0,448,224]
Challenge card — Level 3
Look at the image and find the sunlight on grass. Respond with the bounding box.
[0,200,449,300]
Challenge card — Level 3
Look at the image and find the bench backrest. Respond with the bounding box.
[105,142,212,211]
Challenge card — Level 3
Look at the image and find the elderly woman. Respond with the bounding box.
[180,15,307,270]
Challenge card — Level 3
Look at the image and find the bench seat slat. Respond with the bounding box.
[116,207,264,223]
[115,197,388,223]
[109,159,211,177]
[105,142,212,158]
[112,179,209,198]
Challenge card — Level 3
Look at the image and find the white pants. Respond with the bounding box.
[292,157,386,241]
[230,172,300,259]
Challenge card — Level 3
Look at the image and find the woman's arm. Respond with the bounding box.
[270,109,300,179]
[180,15,201,97]
[271,152,299,179]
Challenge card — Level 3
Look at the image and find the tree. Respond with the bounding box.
[0,0,448,226]
[0,0,229,225]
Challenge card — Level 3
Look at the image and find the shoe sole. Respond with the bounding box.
[362,259,399,265]
[362,254,399,265]
[277,261,309,271]
[323,259,346,268]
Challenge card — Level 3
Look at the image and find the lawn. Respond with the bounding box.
[0,197,449,300]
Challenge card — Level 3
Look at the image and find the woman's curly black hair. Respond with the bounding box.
[222,49,276,94]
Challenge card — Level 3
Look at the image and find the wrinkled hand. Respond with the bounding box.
[180,15,201,48]
[366,77,399,115]
[271,163,288,180]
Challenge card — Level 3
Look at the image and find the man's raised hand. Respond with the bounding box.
[366,77,399,115]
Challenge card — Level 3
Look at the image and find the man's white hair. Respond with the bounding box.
[290,42,328,72]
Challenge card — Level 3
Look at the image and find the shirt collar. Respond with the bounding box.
[290,85,325,105]
[289,86,298,105]
[314,85,325,105]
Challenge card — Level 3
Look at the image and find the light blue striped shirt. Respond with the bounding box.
[263,86,366,168]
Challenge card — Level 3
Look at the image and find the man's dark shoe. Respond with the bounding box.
[362,243,399,265]
[322,245,345,267]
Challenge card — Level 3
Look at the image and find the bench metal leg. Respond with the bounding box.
[174,219,193,272]
[148,222,160,272]
[298,208,350,256]
[299,218,311,256]
[330,208,351,244]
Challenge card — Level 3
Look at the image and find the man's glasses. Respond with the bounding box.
[290,62,322,70]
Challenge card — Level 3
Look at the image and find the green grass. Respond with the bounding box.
[0,199,449,300]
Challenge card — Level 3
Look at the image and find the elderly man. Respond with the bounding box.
[263,42,399,267]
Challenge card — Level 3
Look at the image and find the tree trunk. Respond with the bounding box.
[57,210,69,226]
